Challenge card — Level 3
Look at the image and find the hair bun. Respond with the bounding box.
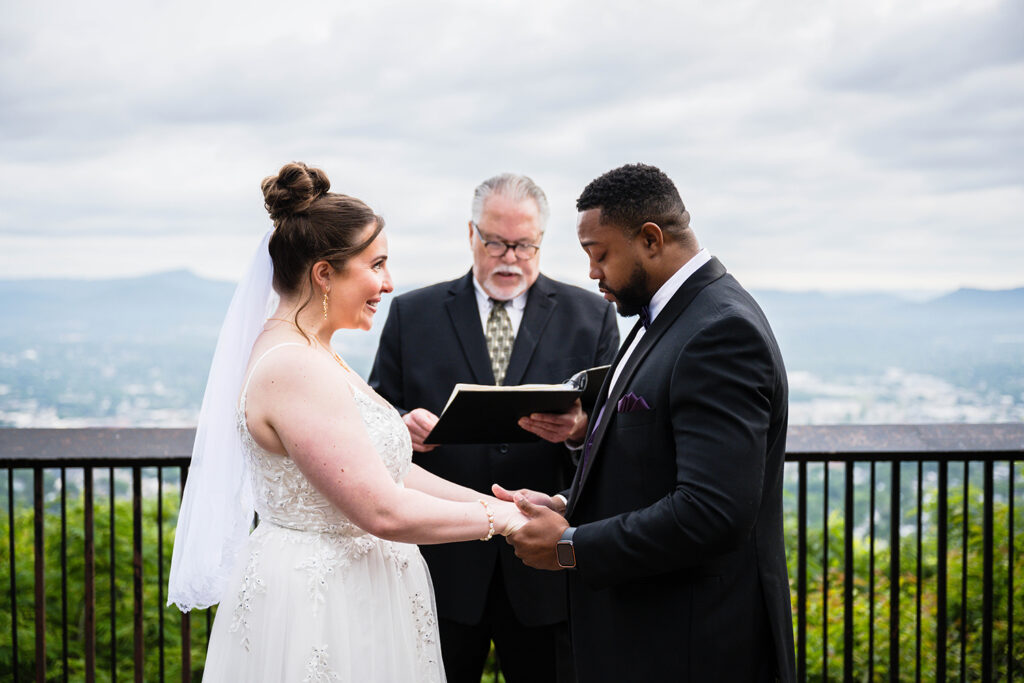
[261,162,331,221]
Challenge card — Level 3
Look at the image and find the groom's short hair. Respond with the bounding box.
[577,163,691,241]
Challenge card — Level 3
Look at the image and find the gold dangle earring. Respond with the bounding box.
[322,290,329,319]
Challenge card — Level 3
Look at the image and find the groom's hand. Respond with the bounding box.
[505,494,569,571]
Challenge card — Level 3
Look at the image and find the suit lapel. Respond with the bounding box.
[566,319,643,517]
[444,271,494,385]
[567,258,728,515]
[502,275,557,387]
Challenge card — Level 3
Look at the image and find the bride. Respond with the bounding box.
[168,162,526,681]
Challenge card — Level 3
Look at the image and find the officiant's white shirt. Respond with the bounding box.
[473,278,528,336]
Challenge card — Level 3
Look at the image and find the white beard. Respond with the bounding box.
[482,265,529,300]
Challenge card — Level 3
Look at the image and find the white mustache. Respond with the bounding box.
[492,266,523,277]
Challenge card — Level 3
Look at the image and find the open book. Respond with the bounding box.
[423,365,610,445]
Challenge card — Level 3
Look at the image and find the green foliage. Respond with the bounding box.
[0,472,212,681]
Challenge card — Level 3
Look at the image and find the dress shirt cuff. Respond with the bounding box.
[552,494,568,514]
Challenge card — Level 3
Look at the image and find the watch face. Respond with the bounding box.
[556,541,575,568]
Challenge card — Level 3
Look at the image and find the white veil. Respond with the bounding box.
[168,229,276,611]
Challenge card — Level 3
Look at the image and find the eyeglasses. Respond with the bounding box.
[473,223,541,260]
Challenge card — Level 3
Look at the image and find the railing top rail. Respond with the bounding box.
[0,424,1022,467]
[784,423,1024,460]
[0,428,195,467]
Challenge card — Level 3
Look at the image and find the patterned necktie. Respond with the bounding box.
[485,299,515,385]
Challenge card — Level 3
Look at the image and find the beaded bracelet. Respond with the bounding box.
[478,499,495,541]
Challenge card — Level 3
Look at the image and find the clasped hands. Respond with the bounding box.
[490,483,569,571]
[401,402,581,569]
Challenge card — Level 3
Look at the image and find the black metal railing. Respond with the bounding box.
[785,424,1023,682]
[2,425,1023,682]
[1,429,203,682]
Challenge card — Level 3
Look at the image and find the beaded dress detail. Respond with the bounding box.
[201,343,444,682]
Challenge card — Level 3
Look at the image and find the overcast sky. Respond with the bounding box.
[2,0,1021,294]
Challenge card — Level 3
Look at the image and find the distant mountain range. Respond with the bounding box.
[0,270,238,341]
[1,271,1022,426]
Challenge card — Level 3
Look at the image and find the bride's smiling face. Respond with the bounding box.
[331,224,394,331]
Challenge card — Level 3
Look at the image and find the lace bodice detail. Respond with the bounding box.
[237,346,413,536]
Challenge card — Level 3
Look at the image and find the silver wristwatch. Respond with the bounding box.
[556,526,577,569]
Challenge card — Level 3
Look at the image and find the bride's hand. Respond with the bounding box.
[491,499,529,537]
[491,483,565,513]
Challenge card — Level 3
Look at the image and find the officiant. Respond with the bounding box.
[369,173,618,683]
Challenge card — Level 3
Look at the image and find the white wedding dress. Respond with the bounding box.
[202,344,446,682]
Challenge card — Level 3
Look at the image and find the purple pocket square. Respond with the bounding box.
[617,392,651,413]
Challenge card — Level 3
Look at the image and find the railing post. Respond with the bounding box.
[959,463,968,681]
[109,468,117,683]
[843,460,853,683]
[914,461,923,682]
[61,467,69,683]
[889,461,900,682]
[84,466,96,683]
[936,461,947,682]
[982,460,993,681]
[797,459,806,682]
[1008,461,1015,679]
[33,467,46,682]
[9,468,19,681]
[180,465,192,683]
[158,468,166,683]
[132,467,144,682]
[869,461,876,682]
[823,462,830,680]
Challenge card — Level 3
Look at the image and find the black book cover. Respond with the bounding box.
[423,365,610,445]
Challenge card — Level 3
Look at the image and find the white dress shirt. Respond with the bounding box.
[473,277,529,336]
[608,248,711,391]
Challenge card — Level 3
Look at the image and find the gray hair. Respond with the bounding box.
[470,173,550,231]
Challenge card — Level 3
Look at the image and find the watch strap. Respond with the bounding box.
[556,526,577,569]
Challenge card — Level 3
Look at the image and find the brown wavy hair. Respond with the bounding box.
[261,162,385,313]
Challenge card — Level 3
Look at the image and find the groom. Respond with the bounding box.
[499,163,796,682]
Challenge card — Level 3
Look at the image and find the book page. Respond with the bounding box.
[440,382,574,412]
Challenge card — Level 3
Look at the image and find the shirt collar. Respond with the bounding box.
[647,248,711,323]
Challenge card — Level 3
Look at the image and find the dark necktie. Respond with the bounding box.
[639,304,652,330]
[485,299,514,385]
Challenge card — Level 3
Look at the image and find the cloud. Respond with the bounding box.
[820,0,1024,93]
[0,0,1021,292]
[816,0,1024,191]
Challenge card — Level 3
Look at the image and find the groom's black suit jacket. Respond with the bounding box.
[565,258,796,682]
[370,271,619,626]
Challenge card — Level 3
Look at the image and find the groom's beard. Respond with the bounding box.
[603,261,650,318]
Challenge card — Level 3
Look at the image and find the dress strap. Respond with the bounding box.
[239,342,308,409]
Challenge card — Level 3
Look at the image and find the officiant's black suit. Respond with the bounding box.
[565,257,796,682]
[369,270,618,680]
